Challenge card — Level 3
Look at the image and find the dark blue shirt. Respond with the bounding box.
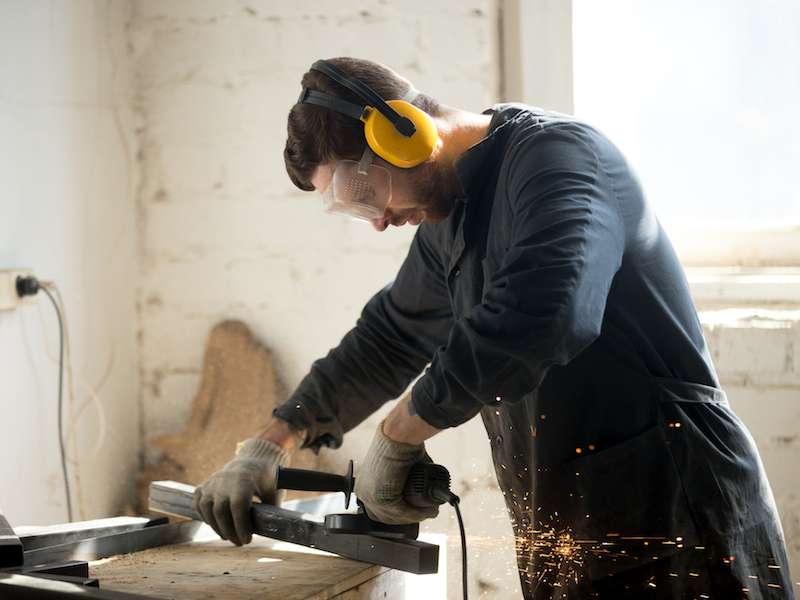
[275,103,718,449]
[275,104,791,597]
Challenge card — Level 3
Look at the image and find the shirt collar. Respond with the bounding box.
[453,103,529,199]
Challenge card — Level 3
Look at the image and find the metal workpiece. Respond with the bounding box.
[16,516,168,551]
[20,560,90,578]
[0,510,202,597]
[0,509,23,568]
[149,480,440,575]
[0,572,155,599]
[22,521,203,569]
[22,572,99,587]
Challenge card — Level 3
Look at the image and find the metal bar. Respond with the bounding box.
[0,561,95,589]
[0,572,156,599]
[21,560,89,578]
[0,508,23,568]
[22,521,202,569]
[25,573,99,587]
[149,480,439,575]
[16,516,168,551]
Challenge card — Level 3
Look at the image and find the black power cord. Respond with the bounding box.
[431,486,468,600]
[16,276,73,522]
[451,498,468,600]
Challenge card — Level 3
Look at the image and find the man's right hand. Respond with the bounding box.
[192,419,303,546]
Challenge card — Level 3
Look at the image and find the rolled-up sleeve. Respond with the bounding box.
[274,226,453,451]
[411,126,625,428]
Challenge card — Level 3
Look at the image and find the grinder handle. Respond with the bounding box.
[277,468,345,492]
[276,460,355,508]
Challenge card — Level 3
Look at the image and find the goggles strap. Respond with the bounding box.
[357,146,376,176]
[401,85,419,104]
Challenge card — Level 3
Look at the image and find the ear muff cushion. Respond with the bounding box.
[362,100,438,168]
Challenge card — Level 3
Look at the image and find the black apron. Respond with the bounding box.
[483,374,794,599]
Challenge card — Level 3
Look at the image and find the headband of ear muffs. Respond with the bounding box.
[297,60,439,168]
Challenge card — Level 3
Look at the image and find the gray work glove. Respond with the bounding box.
[193,438,288,546]
[354,421,439,525]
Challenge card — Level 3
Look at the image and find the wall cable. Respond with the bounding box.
[39,285,73,522]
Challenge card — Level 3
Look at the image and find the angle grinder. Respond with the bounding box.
[275,460,459,540]
[276,459,469,600]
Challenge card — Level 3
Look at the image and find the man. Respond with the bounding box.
[194,57,793,599]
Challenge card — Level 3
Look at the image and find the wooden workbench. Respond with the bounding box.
[90,525,446,599]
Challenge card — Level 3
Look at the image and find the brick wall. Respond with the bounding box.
[128,1,516,597]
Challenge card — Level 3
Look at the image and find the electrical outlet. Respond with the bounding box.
[0,269,35,311]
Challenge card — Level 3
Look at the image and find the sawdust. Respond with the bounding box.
[135,320,321,511]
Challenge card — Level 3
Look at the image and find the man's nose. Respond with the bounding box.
[371,214,389,232]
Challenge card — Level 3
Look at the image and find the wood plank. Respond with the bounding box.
[149,480,439,575]
[90,533,385,600]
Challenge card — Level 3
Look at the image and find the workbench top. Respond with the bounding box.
[90,525,446,599]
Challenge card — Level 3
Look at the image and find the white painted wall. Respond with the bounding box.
[501,0,573,113]
[0,1,140,525]
[127,1,517,596]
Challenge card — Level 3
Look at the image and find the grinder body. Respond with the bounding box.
[275,460,457,539]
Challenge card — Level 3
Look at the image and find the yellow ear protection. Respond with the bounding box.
[297,60,438,168]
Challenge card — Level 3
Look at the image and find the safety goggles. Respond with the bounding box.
[320,147,391,222]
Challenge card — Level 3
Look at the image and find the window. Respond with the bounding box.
[572,0,800,231]
[502,0,800,269]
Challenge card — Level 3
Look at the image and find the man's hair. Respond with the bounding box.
[284,57,442,191]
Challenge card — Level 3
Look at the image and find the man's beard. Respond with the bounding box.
[409,158,463,224]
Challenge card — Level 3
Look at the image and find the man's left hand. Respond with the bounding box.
[354,420,440,525]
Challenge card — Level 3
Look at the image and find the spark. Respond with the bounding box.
[509,508,785,597]
[516,515,647,595]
